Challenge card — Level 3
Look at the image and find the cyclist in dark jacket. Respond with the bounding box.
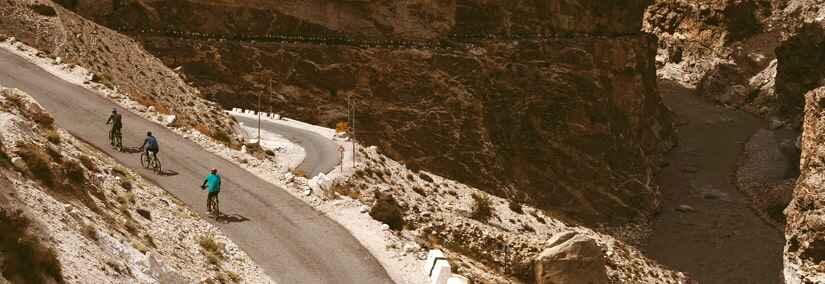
[106,108,122,140]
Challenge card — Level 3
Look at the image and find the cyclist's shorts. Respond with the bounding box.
[207,191,219,199]
[147,148,159,153]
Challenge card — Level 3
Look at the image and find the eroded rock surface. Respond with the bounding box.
[68,0,676,225]
[787,86,825,283]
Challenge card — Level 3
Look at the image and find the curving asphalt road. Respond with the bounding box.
[233,115,338,177]
[0,48,393,284]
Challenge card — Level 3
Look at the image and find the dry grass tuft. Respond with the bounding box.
[471,193,494,221]
[0,209,64,283]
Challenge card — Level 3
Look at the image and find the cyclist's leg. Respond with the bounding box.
[214,192,220,215]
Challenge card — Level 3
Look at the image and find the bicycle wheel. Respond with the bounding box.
[152,156,162,174]
[114,132,122,152]
[140,152,149,168]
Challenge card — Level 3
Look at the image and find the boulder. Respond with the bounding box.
[534,233,609,284]
[11,156,25,170]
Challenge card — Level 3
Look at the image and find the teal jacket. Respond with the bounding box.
[204,173,221,193]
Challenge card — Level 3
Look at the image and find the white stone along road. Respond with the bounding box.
[0,48,393,284]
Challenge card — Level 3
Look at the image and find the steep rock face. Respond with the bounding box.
[775,22,825,115]
[786,87,825,283]
[71,0,675,224]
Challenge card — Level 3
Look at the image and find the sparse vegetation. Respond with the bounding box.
[81,223,98,242]
[471,193,494,221]
[91,72,115,89]
[63,159,86,187]
[120,180,132,191]
[199,235,225,266]
[78,155,97,172]
[45,129,61,144]
[17,143,57,188]
[112,166,129,179]
[412,186,426,197]
[29,4,57,17]
[509,200,523,214]
[226,271,242,283]
[419,172,434,183]
[0,208,64,283]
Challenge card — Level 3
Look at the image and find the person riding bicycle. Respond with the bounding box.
[141,131,160,162]
[106,108,122,142]
[201,168,221,215]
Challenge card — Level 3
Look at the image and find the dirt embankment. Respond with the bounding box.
[0,0,238,143]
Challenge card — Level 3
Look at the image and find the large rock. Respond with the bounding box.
[775,22,825,116]
[534,232,609,284]
[785,87,825,282]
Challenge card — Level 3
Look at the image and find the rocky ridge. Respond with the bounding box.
[70,0,677,226]
[0,86,270,283]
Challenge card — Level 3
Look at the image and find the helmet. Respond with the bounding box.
[112,108,117,113]
[210,168,217,173]
[147,131,153,136]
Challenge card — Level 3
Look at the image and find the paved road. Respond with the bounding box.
[233,115,338,177]
[0,49,393,284]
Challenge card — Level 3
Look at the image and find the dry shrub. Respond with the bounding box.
[62,159,86,187]
[369,191,405,230]
[29,4,57,16]
[418,172,434,183]
[81,223,98,242]
[226,271,241,283]
[111,166,129,179]
[45,130,61,144]
[78,155,97,173]
[331,182,360,200]
[471,193,494,221]
[199,235,225,265]
[0,209,64,283]
[17,143,56,188]
[119,180,133,191]
[412,186,426,197]
[91,73,115,89]
[508,200,523,214]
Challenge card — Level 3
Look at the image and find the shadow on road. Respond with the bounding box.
[158,169,179,176]
[214,213,250,224]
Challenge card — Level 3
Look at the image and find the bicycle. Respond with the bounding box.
[202,185,221,217]
[109,128,122,152]
[208,193,220,217]
[140,150,162,174]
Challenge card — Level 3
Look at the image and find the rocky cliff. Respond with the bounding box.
[64,0,676,225]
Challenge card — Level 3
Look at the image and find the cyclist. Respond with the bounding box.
[106,108,122,146]
[201,168,221,215]
[140,131,160,163]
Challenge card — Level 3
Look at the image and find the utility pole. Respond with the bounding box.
[257,89,262,146]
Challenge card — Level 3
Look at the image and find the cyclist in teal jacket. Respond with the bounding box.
[201,168,221,215]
